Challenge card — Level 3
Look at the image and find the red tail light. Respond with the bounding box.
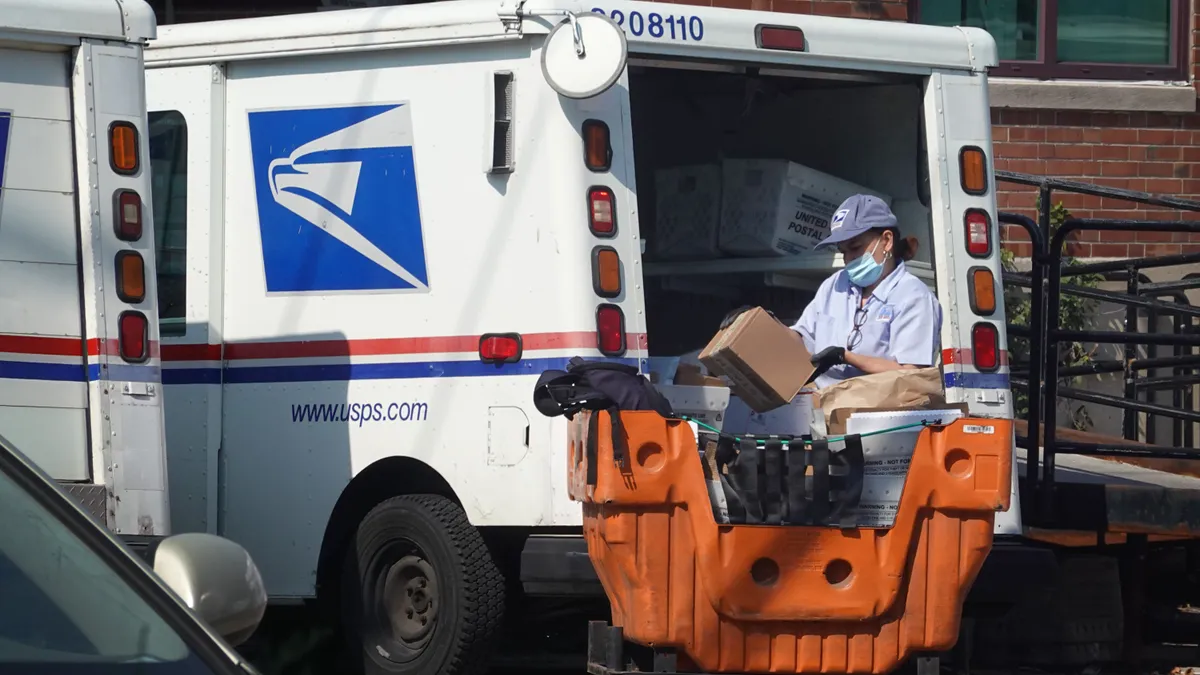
[756,25,806,51]
[972,323,999,372]
[596,304,626,356]
[589,187,616,237]
[965,209,992,258]
[119,311,149,363]
[479,333,522,364]
[113,190,143,241]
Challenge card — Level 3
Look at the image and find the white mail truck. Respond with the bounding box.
[143,3,1014,674]
[0,0,171,539]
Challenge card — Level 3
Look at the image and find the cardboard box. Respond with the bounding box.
[718,158,891,257]
[673,362,726,388]
[698,307,814,413]
[652,164,722,260]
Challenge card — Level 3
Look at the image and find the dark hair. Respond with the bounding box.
[873,227,914,262]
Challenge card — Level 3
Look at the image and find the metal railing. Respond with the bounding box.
[996,170,1200,523]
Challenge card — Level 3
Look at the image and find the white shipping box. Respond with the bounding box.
[652,164,722,260]
[718,159,891,257]
[841,408,963,528]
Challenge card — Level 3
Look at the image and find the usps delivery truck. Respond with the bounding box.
[143,3,1014,673]
[0,0,170,538]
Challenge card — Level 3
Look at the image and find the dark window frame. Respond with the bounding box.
[147,109,189,338]
[909,0,1191,81]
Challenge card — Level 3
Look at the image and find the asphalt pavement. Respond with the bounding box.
[237,597,607,675]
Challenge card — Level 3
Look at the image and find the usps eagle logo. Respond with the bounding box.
[247,103,429,294]
[831,209,849,230]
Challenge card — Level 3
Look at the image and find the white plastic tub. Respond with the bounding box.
[656,384,731,432]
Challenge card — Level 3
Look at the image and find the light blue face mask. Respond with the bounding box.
[845,240,886,288]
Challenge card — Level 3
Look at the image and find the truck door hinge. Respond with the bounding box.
[497,0,528,31]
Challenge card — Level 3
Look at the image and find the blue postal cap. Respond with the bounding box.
[816,194,898,249]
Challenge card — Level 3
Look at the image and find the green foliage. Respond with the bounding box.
[1002,197,1104,431]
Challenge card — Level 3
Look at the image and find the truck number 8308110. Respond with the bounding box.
[590,7,705,41]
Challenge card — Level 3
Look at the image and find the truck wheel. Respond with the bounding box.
[341,494,505,675]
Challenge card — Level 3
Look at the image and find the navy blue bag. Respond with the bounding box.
[533,357,674,474]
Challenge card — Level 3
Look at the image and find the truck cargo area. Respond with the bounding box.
[625,62,1200,541]
[627,63,936,358]
[619,64,1200,670]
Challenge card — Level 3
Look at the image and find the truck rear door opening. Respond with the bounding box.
[626,63,936,361]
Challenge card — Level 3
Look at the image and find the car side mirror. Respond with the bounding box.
[152,533,267,647]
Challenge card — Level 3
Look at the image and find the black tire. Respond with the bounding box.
[341,494,505,675]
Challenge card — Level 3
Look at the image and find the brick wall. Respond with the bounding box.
[653,0,908,19]
[994,110,1200,259]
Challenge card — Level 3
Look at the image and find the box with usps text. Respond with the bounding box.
[718,158,891,257]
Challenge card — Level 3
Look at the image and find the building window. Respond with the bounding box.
[148,110,187,337]
[913,0,1189,81]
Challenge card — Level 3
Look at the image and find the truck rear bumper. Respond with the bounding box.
[520,533,604,597]
[118,534,165,565]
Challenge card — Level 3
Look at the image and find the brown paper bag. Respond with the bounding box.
[814,367,946,421]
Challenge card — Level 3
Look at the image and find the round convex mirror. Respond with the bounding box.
[541,12,628,99]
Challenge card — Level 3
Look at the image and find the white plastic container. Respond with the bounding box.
[656,384,731,432]
[718,158,891,257]
[724,392,813,437]
[652,164,723,260]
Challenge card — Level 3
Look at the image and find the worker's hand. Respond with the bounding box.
[719,305,773,330]
[810,346,846,371]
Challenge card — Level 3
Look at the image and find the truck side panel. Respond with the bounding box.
[0,46,91,481]
[75,39,170,536]
[149,41,645,597]
[921,69,1020,536]
[147,64,226,537]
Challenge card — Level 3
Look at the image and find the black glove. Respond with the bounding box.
[719,305,775,330]
[810,346,846,371]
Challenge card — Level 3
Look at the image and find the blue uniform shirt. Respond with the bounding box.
[791,261,942,390]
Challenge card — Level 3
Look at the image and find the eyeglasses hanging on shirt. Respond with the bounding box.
[847,305,869,351]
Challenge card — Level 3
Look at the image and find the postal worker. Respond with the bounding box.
[721,194,942,390]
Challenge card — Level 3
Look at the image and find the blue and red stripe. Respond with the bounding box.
[0,335,145,383]
[0,334,1014,390]
[941,348,1011,390]
[161,331,647,385]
